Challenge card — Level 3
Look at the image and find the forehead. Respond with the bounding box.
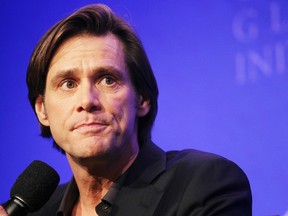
[48,34,127,74]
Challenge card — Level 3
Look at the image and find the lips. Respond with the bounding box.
[73,121,109,134]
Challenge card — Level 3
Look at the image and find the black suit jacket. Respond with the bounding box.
[28,142,252,215]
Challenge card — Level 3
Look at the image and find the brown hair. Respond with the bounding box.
[26,4,158,151]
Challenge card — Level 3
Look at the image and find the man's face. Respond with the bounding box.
[35,34,150,163]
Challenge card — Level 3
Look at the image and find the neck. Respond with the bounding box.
[66,145,139,212]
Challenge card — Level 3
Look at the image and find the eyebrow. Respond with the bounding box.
[49,69,78,87]
[49,66,126,86]
[97,66,126,79]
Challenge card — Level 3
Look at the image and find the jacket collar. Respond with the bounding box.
[111,142,167,216]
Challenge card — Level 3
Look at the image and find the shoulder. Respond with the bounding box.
[166,148,224,163]
[166,149,226,166]
[163,149,252,214]
[165,149,250,183]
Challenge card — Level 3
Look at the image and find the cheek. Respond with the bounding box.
[45,97,72,128]
[45,102,72,146]
[105,92,138,123]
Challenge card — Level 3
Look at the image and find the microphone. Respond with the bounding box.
[3,160,60,216]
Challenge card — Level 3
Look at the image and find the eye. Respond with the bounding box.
[101,76,116,86]
[60,79,77,90]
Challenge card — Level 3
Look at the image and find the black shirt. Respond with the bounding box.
[57,174,126,216]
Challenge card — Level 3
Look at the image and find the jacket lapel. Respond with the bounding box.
[112,142,167,216]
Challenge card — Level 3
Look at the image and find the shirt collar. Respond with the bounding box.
[57,178,78,216]
[57,173,127,216]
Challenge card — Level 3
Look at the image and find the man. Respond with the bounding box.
[1,4,252,216]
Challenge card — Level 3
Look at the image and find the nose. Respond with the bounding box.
[77,81,101,113]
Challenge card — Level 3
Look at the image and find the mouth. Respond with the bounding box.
[73,122,108,134]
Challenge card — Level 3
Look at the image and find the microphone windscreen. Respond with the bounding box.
[10,160,60,212]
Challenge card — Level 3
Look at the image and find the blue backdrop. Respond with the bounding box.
[0,1,287,215]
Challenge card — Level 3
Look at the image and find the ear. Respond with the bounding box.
[137,96,151,117]
[35,95,50,127]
